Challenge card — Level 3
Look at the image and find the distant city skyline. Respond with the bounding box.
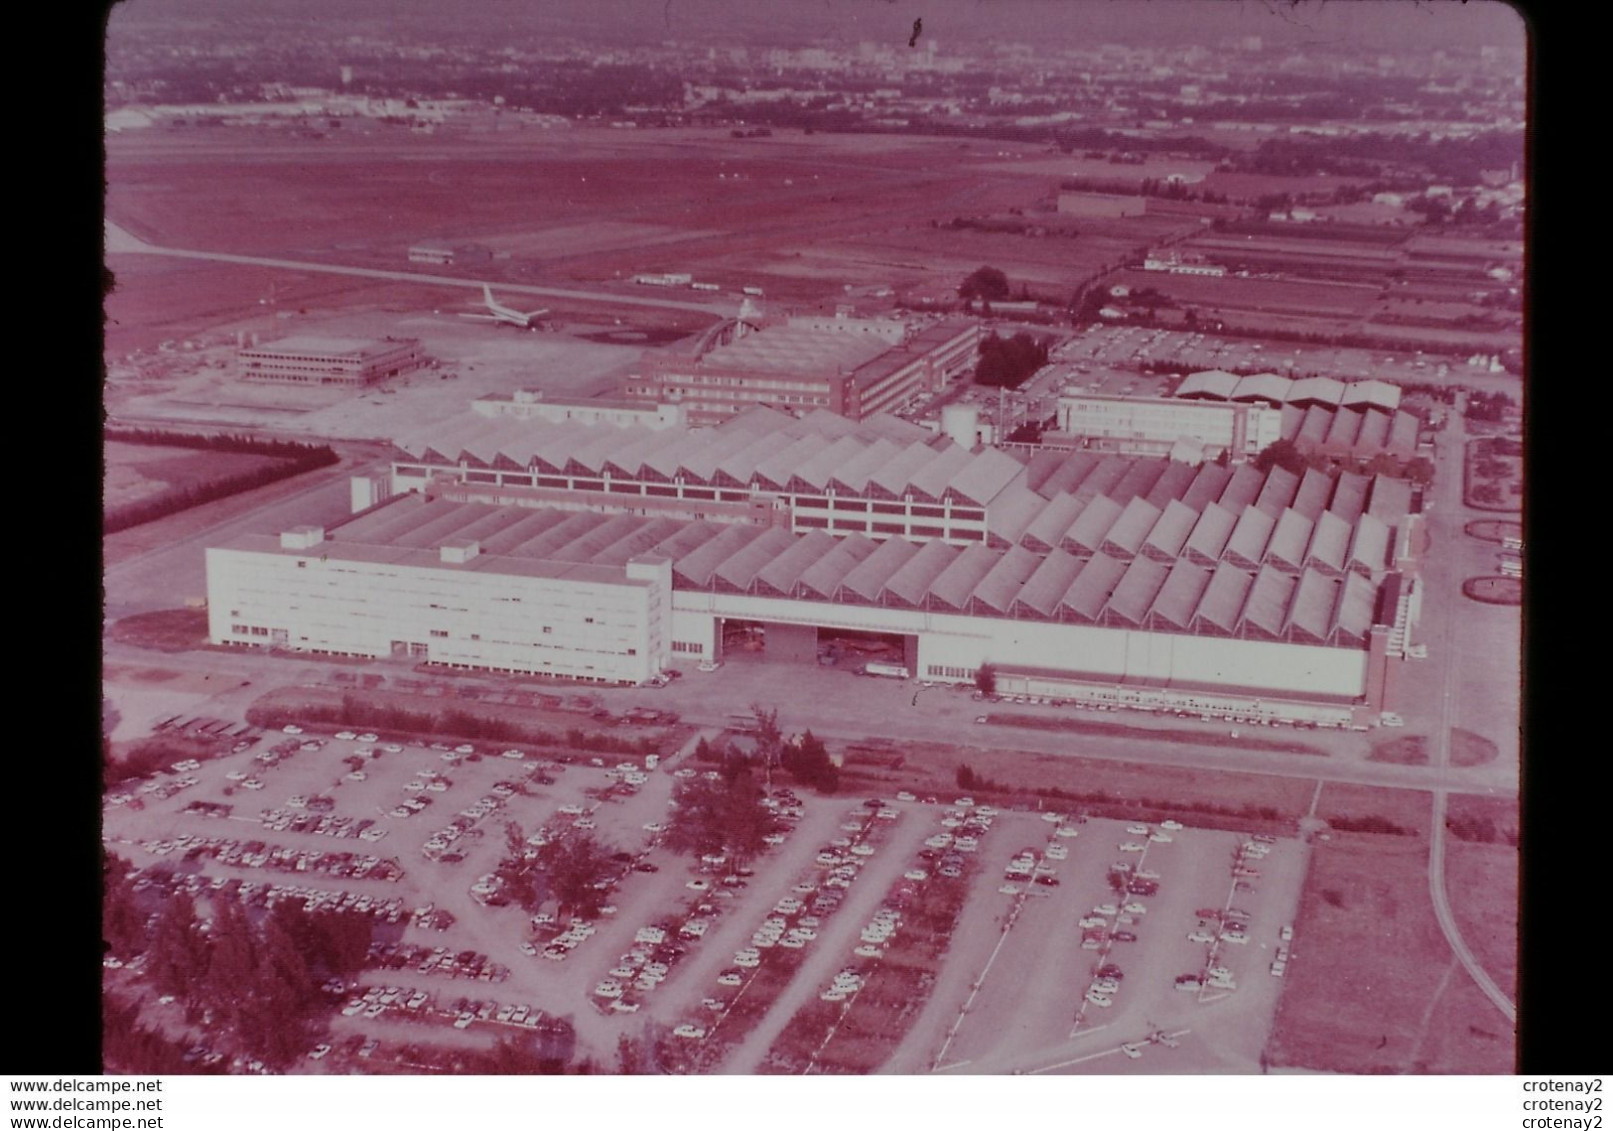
[109,0,1527,55]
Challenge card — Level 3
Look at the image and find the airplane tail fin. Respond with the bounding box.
[482,283,495,306]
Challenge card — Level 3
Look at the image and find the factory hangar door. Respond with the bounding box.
[718,617,819,664]
[817,627,919,673]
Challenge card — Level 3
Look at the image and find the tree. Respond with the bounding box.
[297,906,376,978]
[147,892,208,1001]
[974,662,997,695]
[780,730,839,794]
[749,704,782,763]
[248,905,321,1067]
[956,763,978,790]
[617,1032,646,1075]
[201,888,258,1032]
[1363,452,1401,478]
[1253,438,1307,476]
[102,852,147,960]
[663,769,777,866]
[534,831,619,921]
[497,821,541,910]
[958,265,1010,302]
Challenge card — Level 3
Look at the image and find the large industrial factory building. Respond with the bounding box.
[207,405,1422,722]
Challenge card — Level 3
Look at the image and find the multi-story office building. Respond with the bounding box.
[237,335,428,386]
[208,524,670,685]
[624,315,980,424]
[1055,393,1285,461]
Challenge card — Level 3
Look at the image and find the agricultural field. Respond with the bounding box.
[104,441,287,513]
[105,127,1089,319]
[1265,829,1512,1074]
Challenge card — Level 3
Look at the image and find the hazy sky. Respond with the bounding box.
[109,0,1529,55]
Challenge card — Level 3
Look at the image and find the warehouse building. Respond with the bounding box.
[1054,393,1284,461]
[210,407,1421,719]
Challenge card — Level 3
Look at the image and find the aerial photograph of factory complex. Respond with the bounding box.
[99,0,1527,1083]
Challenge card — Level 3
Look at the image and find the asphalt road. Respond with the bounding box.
[1420,403,1517,1025]
[102,635,1523,803]
[105,467,368,619]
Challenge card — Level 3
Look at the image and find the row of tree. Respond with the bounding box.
[103,997,226,1075]
[104,430,340,535]
[1465,390,1516,423]
[103,853,376,1070]
[103,733,221,792]
[1253,437,1433,485]
[247,696,665,755]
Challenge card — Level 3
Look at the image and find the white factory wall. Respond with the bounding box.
[669,590,1366,700]
[669,609,719,658]
[207,547,663,684]
[1057,396,1283,460]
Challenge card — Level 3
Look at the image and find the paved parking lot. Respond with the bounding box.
[102,711,1317,1074]
[886,811,1307,1075]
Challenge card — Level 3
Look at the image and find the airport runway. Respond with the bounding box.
[104,220,736,317]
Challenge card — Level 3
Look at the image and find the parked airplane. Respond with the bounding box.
[461,284,550,329]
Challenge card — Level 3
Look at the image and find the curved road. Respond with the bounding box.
[1422,401,1517,1025]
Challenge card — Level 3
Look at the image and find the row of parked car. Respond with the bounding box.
[1179,833,1280,993]
[1080,821,1183,1012]
[681,802,900,1046]
[368,940,509,984]
[162,832,405,884]
[124,864,415,924]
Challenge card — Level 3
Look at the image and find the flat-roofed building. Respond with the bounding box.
[626,314,978,424]
[474,390,687,429]
[1055,393,1282,461]
[208,521,670,684]
[238,335,428,386]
